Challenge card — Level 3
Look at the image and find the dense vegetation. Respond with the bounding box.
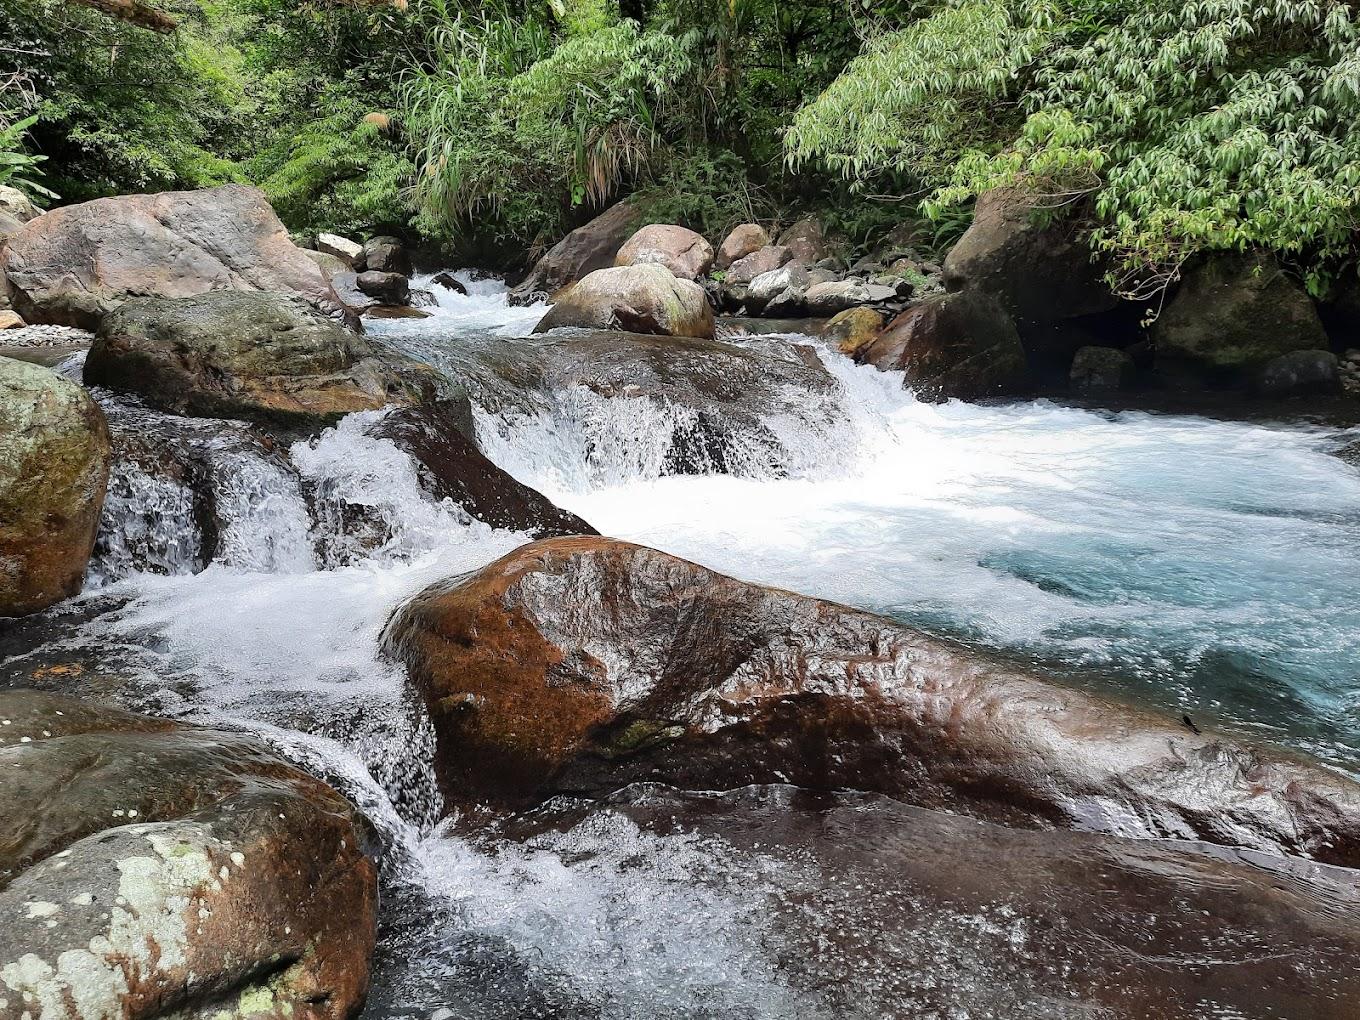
[2,0,1357,285]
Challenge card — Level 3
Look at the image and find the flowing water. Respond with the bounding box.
[6,272,1360,1018]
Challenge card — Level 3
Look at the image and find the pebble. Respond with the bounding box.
[0,324,95,348]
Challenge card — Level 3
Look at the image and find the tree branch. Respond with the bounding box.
[66,0,179,34]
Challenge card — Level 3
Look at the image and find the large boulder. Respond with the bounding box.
[858,291,1027,401]
[776,218,830,263]
[1153,253,1330,383]
[614,224,714,280]
[943,188,1116,351]
[1070,345,1135,394]
[714,224,770,271]
[803,280,871,316]
[745,262,810,315]
[0,689,378,1020]
[85,291,438,428]
[384,537,1360,864]
[724,245,791,287]
[360,235,412,277]
[0,357,110,617]
[533,264,715,340]
[1,186,353,329]
[370,401,597,539]
[355,270,409,305]
[509,200,643,305]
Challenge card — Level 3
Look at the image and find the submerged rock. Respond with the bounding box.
[859,291,1028,401]
[0,357,110,617]
[447,329,840,477]
[1,186,353,329]
[86,291,438,428]
[371,401,597,539]
[509,200,643,305]
[1153,252,1329,382]
[533,264,714,339]
[614,224,714,280]
[384,536,1360,865]
[0,689,378,1020]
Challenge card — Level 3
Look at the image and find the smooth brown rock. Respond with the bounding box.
[776,218,830,263]
[0,310,24,330]
[860,291,1027,400]
[0,689,378,1020]
[509,201,643,305]
[2,186,353,329]
[614,224,714,280]
[384,536,1360,866]
[533,264,714,340]
[0,357,110,617]
[714,224,770,271]
[86,291,437,428]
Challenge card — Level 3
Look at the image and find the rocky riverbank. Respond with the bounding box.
[3,183,1360,1019]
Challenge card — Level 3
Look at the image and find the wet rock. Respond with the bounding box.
[724,245,792,287]
[803,280,871,317]
[943,188,1116,354]
[859,291,1027,401]
[86,291,438,428]
[1153,252,1328,383]
[430,272,467,295]
[509,200,643,305]
[776,218,830,263]
[1070,345,1135,394]
[316,231,363,267]
[825,306,886,358]
[371,401,597,539]
[1256,349,1342,398]
[714,224,769,271]
[356,270,410,305]
[0,357,110,617]
[0,689,378,1020]
[361,235,412,277]
[2,186,354,329]
[408,289,437,309]
[614,224,714,281]
[533,264,714,340]
[447,330,840,477]
[385,536,1360,865]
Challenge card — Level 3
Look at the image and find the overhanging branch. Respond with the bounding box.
[68,0,179,33]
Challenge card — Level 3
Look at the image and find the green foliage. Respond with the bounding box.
[0,115,57,202]
[790,0,1360,294]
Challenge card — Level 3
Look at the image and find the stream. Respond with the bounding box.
[4,274,1360,1018]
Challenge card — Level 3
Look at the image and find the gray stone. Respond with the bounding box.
[1256,349,1342,397]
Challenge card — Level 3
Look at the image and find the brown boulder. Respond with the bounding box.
[943,188,1116,347]
[0,689,378,1020]
[825,306,886,358]
[533,264,714,340]
[859,291,1027,400]
[86,291,438,428]
[384,537,1360,865]
[614,224,714,280]
[0,357,110,617]
[776,218,830,263]
[714,224,770,271]
[1,186,353,329]
[509,200,643,305]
